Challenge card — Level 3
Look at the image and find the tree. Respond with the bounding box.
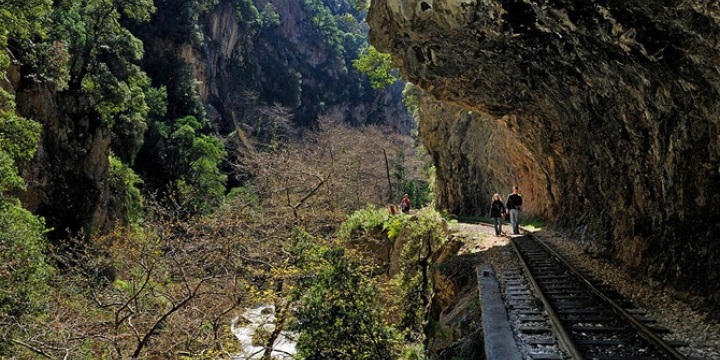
[49,0,157,163]
[163,116,227,214]
[0,0,50,46]
[241,113,430,223]
[7,195,296,358]
[0,108,54,352]
[0,200,54,355]
[353,45,396,90]
[108,155,144,224]
[0,51,53,359]
[395,210,446,343]
[291,232,398,359]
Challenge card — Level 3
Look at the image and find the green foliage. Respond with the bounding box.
[82,64,150,126]
[303,0,366,61]
[353,0,370,11]
[353,46,396,90]
[0,0,50,43]
[395,209,446,339]
[337,205,389,241]
[14,39,71,91]
[0,6,53,347]
[233,0,261,31]
[138,82,226,215]
[145,86,169,122]
[49,0,155,162]
[2,0,65,90]
[260,3,281,27]
[163,116,227,213]
[402,83,421,119]
[399,343,429,360]
[0,200,53,353]
[304,0,344,57]
[383,214,410,240]
[236,0,320,37]
[401,210,446,263]
[51,0,155,88]
[0,95,42,193]
[291,232,399,359]
[108,155,144,224]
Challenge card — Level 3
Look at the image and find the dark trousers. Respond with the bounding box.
[492,217,503,235]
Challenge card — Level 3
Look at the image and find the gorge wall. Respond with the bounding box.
[8,0,411,240]
[140,0,413,133]
[367,1,720,307]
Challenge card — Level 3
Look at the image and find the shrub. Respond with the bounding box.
[162,116,228,213]
[383,213,410,240]
[337,205,388,241]
[394,209,447,339]
[353,45,396,90]
[0,201,53,354]
[291,232,399,359]
[0,81,52,354]
[108,155,144,224]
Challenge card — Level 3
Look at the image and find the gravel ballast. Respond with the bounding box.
[451,223,720,360]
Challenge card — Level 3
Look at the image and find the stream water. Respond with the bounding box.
[231,304,297,359]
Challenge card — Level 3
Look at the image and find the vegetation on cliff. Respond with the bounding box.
[0,0,54,350]
[3,117,436,357]
[0,0,438,357]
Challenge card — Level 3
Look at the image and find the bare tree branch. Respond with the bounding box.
[10,339,52,359]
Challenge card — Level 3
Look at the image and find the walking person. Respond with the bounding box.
[489,193,506,236]
[400,194,411,214]
[505,186,523,234]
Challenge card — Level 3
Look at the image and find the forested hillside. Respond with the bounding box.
[1,0,444,357]
[4,0,413,241]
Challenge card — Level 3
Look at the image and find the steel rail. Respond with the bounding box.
[526,233,688,360]
[510,236,585,359]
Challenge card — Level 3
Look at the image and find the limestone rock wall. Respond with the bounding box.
[368,0,720,307]
[9,0,413,242]
[7,57,116,239]
[418,95,549,217]
[183,0,414,132]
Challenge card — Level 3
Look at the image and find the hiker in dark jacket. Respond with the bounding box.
[489,193,506,236]
[505,186,523,234]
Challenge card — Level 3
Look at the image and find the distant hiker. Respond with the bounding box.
[505,186,523,234]
[389,204,397,215]
[489,193,506,236]
[400,194,411,213]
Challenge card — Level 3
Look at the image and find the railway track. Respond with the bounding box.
[506,234,688,360]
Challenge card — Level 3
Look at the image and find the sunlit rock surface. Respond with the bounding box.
[368,1,720,307]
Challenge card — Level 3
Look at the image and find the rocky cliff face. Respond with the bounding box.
[10,0,412,241]
[418,95,549,216]
[184,0,414,132]
[368,1,720,307]
[10,64,115,239]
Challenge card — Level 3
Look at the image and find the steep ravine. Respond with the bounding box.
[10,0,412,240]
[178,0,414,131]
[367,0,720,308]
